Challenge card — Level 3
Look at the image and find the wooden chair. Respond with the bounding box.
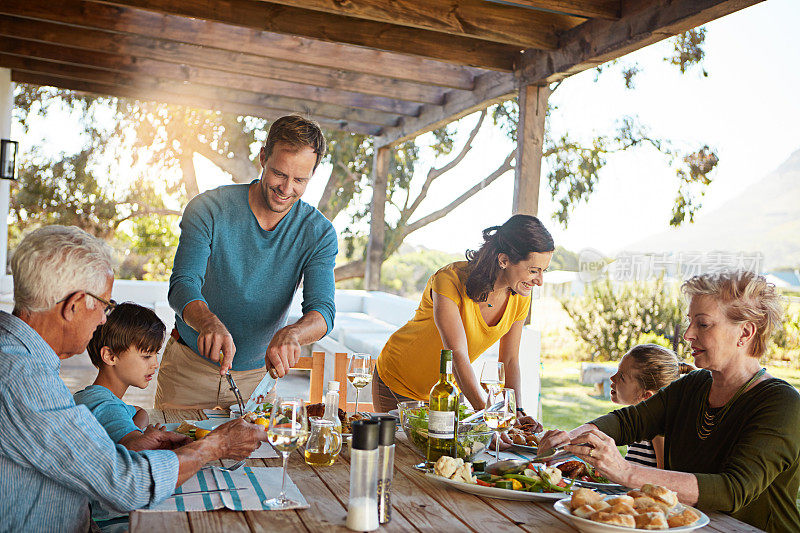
[294,351,325,404]
[332,352,375,413]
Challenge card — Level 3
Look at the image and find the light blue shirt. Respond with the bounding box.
[74,385,141,443]
[169,182,337,371]
[0,312,179,533]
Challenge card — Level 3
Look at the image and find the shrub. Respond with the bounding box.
[560,276,685,361]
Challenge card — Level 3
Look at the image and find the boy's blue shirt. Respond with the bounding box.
[73,385,141,443]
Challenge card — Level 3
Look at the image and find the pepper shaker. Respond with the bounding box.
[346,420,379,532]
[376,416,396,524]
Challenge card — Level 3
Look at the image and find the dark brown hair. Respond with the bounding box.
[464,214,554,302]
[626,343,694,391]
[263,115,326,171]
[87,303,166,368]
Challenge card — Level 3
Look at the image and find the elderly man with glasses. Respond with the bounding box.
[0,225,267,532]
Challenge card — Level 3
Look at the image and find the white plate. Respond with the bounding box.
[163,419,234,432]
[553,497,710,533]
[424,473,570,501]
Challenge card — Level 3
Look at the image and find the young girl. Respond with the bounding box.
[609,343,694,468]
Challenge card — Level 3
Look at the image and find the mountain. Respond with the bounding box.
[625,148,800,269]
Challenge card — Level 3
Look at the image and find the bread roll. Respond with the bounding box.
[570,488,604,510]
[633,496,657,509]
[572,505,598,519]
[634,511,668,530]
[641,484,679,508]
[627,489,647,499]
[608,502,636,516]
[591,500,611,512]
[667,507,701,527]
[638,506,668,516]
[607,495,634,507]
[590,512,636,528]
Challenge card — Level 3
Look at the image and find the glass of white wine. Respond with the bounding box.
[480,361,505,396]
[484,388,516,460]
[264,397,308,509]
[347,353,373,416]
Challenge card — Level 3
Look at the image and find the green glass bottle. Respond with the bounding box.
[426,349,458,465]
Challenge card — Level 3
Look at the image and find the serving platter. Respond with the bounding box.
[163,419,234,432]
[553,497,710,533]
[423,473,570,501]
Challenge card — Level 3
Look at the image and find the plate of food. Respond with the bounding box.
[425,456,573,502]
[507,420,541,453]
[553,485,709,533]
[163,418,233,440]
[305,403,372,435]
[557,460,626,490]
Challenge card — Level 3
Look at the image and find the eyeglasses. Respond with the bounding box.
[86,292,117,317]
[57,291,117,316]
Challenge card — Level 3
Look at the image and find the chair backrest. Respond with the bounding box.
[294,351,325,404]
[332,352,375,413]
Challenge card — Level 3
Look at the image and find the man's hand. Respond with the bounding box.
[123,424,192,451]
[265,326,301,378]
[196,314,236,375]
[203,419,267,460]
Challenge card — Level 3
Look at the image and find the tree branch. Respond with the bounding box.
[334,259,366,281]
[317,160,358,221]
[190,141,259,184]
[403,110,486,221]
[394,149,515,253]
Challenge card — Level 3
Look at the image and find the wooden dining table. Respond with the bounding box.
[130,409,763,532]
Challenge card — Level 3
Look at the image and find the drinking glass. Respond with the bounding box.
[347,353,374,416]
[484,388,516,459]
[303,418,342,466]
[480,361,505,396]
[264,397,308,508]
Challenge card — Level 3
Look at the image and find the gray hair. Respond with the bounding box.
[11,225,115,314]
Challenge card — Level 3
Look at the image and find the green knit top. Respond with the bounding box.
[591,369,800,533]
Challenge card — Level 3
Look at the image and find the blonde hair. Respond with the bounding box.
[626,344,694,391]
[681,270,784,358]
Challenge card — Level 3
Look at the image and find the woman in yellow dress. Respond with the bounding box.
[372,214,553,419]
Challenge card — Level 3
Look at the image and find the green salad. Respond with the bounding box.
[403,406,492,460]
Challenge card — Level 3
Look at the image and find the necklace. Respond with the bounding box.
[696,367,765,440]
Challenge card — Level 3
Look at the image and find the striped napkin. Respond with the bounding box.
[143,467,309,512]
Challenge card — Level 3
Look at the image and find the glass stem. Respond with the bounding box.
[279,451,289,499]
[495,431,500,458]
[354,388,359,415]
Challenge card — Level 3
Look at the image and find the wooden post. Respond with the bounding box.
[513,83,551,216]
[364,145,390,290]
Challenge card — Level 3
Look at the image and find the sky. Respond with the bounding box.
[12,0,800,261]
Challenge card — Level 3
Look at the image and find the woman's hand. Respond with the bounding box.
[491,432,515,451]
[566,427,633,485]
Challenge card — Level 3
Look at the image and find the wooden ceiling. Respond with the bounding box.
[0,0,761,146]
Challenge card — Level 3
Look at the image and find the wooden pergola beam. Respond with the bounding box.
[12,71,383,135]
[0,53,401,127]
[253,0,584,48]
[0,14,452,105]
[374,72,516,148]
[500,0,620,20]
[0,36,421,117]
[91,0,523,70]
[0,0,480,90]
[517,0,765,85]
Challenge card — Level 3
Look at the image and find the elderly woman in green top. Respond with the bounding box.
[540,270,800,533]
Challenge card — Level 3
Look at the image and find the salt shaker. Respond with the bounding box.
[376,416,396,525]
[346,420,379,532]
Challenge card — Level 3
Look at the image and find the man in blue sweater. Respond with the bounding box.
[156,115,337,409]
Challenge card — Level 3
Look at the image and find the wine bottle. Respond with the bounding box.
[426,349,458,465]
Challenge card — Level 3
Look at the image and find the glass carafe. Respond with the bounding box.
[304,418,342,466]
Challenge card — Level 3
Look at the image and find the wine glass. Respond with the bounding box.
[484,388,516,460]
[264,397,308,509]
[347,353,373,416]
[480,361,505,396]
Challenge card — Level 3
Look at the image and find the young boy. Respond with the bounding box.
[73,302,171,532]
[74,302,166,449]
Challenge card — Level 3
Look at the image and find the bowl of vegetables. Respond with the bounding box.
[398,401,493,461]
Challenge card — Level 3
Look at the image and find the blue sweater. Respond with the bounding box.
[169,182,337,371]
